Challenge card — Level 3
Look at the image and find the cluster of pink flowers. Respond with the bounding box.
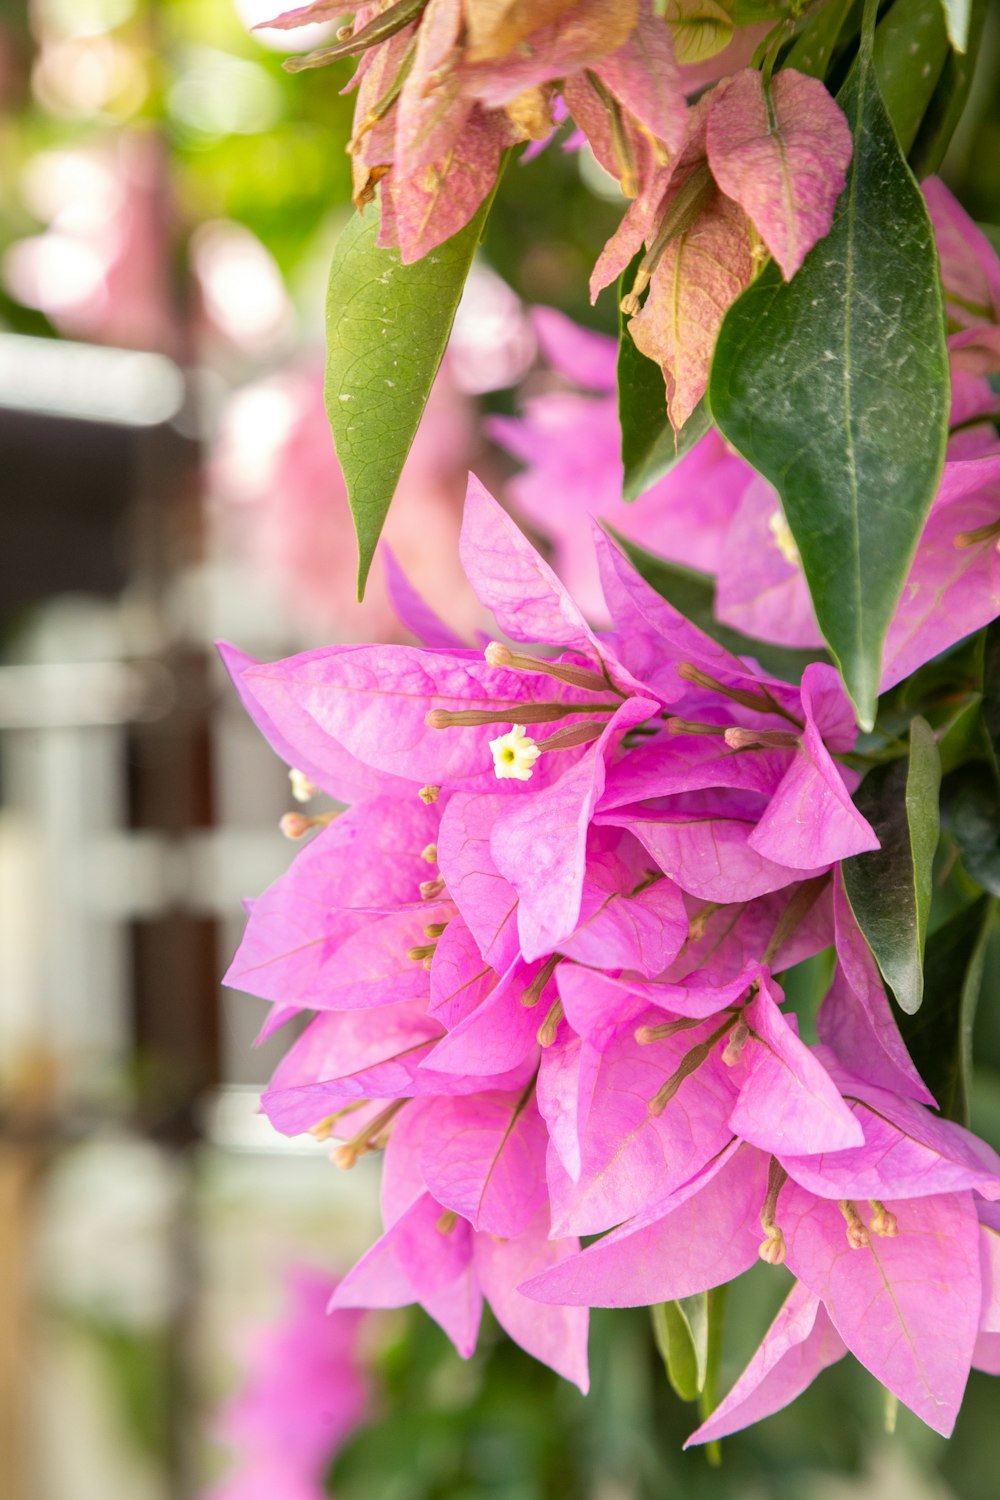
[223,461,1000,1441]
[206,1269,372,1500]
[492,178,1000,649]
[260,2,853,426]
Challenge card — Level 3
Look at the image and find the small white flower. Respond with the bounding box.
[489,724,541,781]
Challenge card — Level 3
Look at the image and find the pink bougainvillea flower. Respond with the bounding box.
[524,1080,1000,1434]
[206,1267,371,1500]
[924,174,1000,375]
[210,357,482,642]
[329,1096,590,1389]
[489,307,751,619]
[688,1198,1000,1445]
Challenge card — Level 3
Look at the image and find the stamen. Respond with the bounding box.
[839,1200,870,1249]
[648,1015,736,1115]
[676,663,804,728]
[407,942,437,963]
[665,717,728,736]
[418,785,440,804]
[869,1200,898,1238]
[724,726,800,751]
[309,1100,368,1142]
[955,517,1000,549]
[428,701,616,728]
[585,70,639,197]
[279,810,337,840]
[535,722,605,753]
[484,641,614,694]
[436,1209,458,1234]
[424,922,448,939]
[634,1016,705,1044]
[537,999,564,1048]
[521,954,561,1008]
[688,902,722,943]
[420,843,438,864]
[419,877,446,901]
[721,1020,750,1066]
[331,1100,407,1169]
[289,768,319,803]
[759,1157,788,1264]
[620,163,715,315]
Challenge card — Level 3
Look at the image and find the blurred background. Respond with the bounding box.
[1,2,1000,1496]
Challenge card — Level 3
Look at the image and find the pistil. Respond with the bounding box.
[676,662,804,729]
[332,1100,408,1169]
[648,1015,736,1115]
[869,1200,899,1237]
[537,999,564,1048]
[521,955,561,1008]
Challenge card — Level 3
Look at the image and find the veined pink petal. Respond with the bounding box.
[390,107,512,263]
[523,1143,761,1305]
[419,1087,548,1236]
[423,961,541,1076]
[592,0,685,152]
[817,874,935,1105]
[437,792,521,973]
[548,1012,740,1235]
[781,1184,980,1435]
[474,1214,590,1391]
[535,1033,602,1181]
[979,1201,1000,1333]
[685,1283,846,1446]
[729,978,864,1155]
[706,69,851,280]
[382,546,468,649]
[625,804,822,904]
[427,915,497,1027]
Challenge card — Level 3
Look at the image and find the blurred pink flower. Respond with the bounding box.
[206,1267,371,1500]
[211,357,486,641]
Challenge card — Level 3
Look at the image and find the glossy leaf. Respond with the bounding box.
[651,1294,709,1402]
[609,531,827,683]
[946,763,1000,897]
[842,717,941,1013]
[895,896,994,1124]
[784,0,853,79]
[708,29,949,730]
[873,0,949,152]
[662,0,733,64]
[325,185,498,598]
[983,619,1000,775]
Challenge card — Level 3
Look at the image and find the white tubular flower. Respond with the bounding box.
[489,724,541,781]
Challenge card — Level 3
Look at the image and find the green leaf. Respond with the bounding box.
[842,716,942,1013]
[873,0,949,152]
[610,531,828,684]
[651,1294,709,1402]
[982,618,1000,775]
[945,763,1000,897]
[708,25,949,731]
[617,263,712,500]
[940,0,972,51]
[896,896,994,1123]
[911,0,987,178]
[324,186,499,598]
[784,0,854,79]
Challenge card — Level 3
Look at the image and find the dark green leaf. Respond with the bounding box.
[896,896,994,1122]
[784,0,854,79]
[324,185,498,598]
[910,0,986,177]
[982,618,1000,775]
[610,531,828,683]
[873,0,949,152]
[842,716,941,1012]
[651,1294,709,1402]
[945,762,1000,896]
[708,26,949,730]
[617,261,712,500]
